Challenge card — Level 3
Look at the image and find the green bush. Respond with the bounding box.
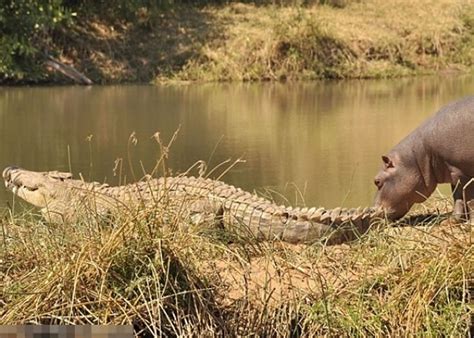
[0,0,74,82]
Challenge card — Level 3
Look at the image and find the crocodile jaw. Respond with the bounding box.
[3,166,72,209]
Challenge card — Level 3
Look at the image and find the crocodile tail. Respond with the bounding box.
[249,206,385,244]
[294,206,384,244]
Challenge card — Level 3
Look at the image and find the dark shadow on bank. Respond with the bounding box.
[51,4,225,84]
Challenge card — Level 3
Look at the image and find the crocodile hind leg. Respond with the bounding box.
[188,199,225,229]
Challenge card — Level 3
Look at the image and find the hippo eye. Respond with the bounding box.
[374,179,382,189]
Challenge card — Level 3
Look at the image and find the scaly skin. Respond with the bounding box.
[3,166,384,244]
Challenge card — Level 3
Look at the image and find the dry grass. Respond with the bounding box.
[48,0,474,84]
[0,188,472,336]
[175,0,474,81]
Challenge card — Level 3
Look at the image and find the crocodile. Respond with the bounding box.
[2,166,384,244]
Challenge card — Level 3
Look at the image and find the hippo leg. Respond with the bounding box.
[468,200,474,224]
[464,179,474,224]
[451,176,474,222]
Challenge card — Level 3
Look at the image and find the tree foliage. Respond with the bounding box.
[0,0,74,82]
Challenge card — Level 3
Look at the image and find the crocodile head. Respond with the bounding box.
[3,166,79,222]
[3,166,73,208]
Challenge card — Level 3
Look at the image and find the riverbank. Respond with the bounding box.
[0,198,471,335]
[2,0,474,84]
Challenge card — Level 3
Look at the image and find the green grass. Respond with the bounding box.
[0,195,471,335]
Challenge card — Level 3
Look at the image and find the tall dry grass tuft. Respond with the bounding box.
[0,209,224,335]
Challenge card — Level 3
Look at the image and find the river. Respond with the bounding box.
[1,75,473,209]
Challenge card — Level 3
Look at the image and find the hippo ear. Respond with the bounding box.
[382,155,394,168]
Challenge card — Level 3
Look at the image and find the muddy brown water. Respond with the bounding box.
[1,76,473,211]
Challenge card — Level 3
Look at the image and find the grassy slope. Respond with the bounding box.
[50,0,474,84]
[0,197,472,335]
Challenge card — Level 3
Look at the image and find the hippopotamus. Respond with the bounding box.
[374,96,474,220]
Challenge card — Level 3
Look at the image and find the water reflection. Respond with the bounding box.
[1,75,473,208]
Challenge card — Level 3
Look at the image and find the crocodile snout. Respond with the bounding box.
[3,166,24,191]
[3,166,19,185]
